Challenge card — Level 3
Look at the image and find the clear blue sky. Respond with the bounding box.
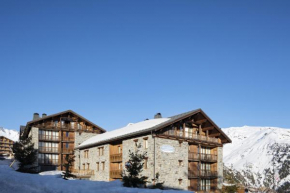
[0,0,289,131]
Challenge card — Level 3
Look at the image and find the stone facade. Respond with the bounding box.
[217,146,223,189]
[29,127,39,169]
[78,144,110,181]
[155,137,188,190]
[74,132,99,170]
[122,135,188,190]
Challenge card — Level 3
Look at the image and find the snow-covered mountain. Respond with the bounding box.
[0,127,19,142]
[222,126,290,192]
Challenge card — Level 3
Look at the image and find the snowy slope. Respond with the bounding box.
[0,127,19,141]
[222,126,290,191]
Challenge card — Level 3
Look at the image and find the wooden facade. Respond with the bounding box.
[22,110,105,171]
[109,142,123,180]
[0,136,14,156]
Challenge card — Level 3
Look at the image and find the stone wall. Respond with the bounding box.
[122,135,189,190]
[122,134,155,183]
[155,137,188,190]
[79,144,110,181]
[29,127,39,169]
[217,146,223,189]
[74,132,99,169]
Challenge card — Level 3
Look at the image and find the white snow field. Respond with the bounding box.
[0,164,192,193]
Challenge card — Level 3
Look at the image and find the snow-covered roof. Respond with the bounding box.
[78,118,170,149]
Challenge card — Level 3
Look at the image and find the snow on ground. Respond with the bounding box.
[0,164,191,193]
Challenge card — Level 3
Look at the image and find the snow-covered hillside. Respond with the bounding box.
[222,126,290,192]
[0,127,19,141]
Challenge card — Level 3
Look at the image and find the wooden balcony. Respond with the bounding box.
[62,149,74,154]
[188,186,217,192]
[62,136,74,142]
[72,169,94,178]
[188,152,217,162]
[188,170,218,179]
[110,170,122,179]
[157,131,220,145]
[110,153,122,163]
[39,146,59,153]
[39,135,60,142]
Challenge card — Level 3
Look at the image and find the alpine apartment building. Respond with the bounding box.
[0,136,14,157]
[21,110,106,171]
[75,109,231,193]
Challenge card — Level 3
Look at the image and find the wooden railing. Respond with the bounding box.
[110,153,122,162]
[39,146,59,153]
[39,135,60,141]
[188,170,218,178]
[110,170,122,179]
[72,169,94,176]
[62,136,74,141]
[158,131,220,144]
[188,152,217,162]
[62,149,74,154]
[188,186,217,192]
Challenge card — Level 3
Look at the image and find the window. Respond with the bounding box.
[66,132,69,137]
[84,150,89,158]
[144,138,148,149]
[200,179,210,191]
[118,146,121,153]
[54,121,58,127]
[87,163,90,170]
[178,160,183,167]
[65,143,69,149]
[118,163,122,170]
[144,158,148,169]
[178,179,182,185]
[82,164,85,170]
[98,147,104,156]
[102,162,105,170]
[96,162,99,171]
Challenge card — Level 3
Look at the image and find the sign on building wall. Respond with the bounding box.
[160,145,175,153]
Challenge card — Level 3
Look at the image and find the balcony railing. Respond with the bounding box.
[62,136,74,141]
[188,152,217,162]
[110,170,122,179]
[62,149,74,154]
[188,170,218,178]
[38,158,58,165]
[39,135,60,141]
[110,153,122,162]
[157,131,220,144]
[39,146,59,153]
[72,169,94,176]
[188,186,217,192]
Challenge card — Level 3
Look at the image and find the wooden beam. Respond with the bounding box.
[209,133,220,137]
[202,126,215,131]
[194,119,207,125]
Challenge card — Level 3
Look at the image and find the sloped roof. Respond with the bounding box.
[26,110,106,133]
[77,108,231,149]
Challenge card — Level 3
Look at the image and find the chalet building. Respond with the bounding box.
[75,109,231,192]
[21,110,106,171]
[0,136,14,157]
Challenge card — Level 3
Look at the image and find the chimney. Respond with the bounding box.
[154,113,162,119]
[33,113,39,120]
[42,113,47,118]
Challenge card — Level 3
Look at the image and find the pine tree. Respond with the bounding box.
[12,135,37,173]
[62,154,76,180]
[122,149,148,187]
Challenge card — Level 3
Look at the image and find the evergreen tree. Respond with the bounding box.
[122,149,148,187]
[12,135,37,173]
[62,154,76,180]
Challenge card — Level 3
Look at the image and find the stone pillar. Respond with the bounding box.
[217,146,223,189]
